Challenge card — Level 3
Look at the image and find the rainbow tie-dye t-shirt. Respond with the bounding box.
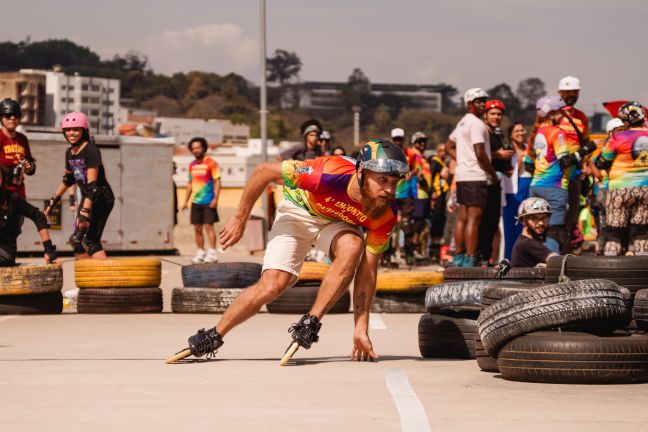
[599,129,648,189]
[558,107,590,180]
[188,156,221,205]
[526,125,569,190]
[282,156,397,254]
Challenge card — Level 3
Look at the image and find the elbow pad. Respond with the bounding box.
[524,160,535,175]
[63,173,75,187]
[595,156,613,171]
[86,181,101,202]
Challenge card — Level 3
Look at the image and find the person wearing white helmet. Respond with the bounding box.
[511,197,558,267]
[445,88,498,267]
[557,76,594,252]
[319,130,332,155]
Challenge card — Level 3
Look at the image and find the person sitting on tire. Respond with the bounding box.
[595,102,648,256]
[44,112,115,260]
[511,197,558,267]
[177,140,410,362]
[0,165,58,266]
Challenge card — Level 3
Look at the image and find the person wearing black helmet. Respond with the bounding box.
[0,165,58,266]
[172,140,409,363]
[0,98,36,199]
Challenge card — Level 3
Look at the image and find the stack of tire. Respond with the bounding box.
[476,256,648,384]
[267,262,350,313]
[419,267,545,360]
[372,270,444,313]
[0,264,64,314]
[76,258,162,313]
[173,262,262,313]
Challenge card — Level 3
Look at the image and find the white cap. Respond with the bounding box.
[606,118,625,133]
[558,76,581,91]
[391,128,405,138]
[463,88,488,105]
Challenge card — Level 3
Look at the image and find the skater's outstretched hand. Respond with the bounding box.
[220,214,246,250]
[351,330,378,361]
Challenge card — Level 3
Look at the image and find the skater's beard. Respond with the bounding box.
[360,181,392,219]
[528,224,547,242]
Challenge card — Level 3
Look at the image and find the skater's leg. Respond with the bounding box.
[309,231,364,319]
[215,269,297,336]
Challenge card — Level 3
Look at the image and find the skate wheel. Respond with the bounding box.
[279,342,299,366]
[165,348,192,364]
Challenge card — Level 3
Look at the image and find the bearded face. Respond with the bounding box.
[359,170,398,219]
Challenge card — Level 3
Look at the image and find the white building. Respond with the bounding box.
[20,69,120,135]
[157,117,224,147]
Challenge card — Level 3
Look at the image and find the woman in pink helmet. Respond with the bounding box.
[44,112,114,259]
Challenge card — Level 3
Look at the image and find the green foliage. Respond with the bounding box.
[267,50,301,86]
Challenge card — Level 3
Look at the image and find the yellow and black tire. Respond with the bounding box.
[75,258,161,289]
[377,271,444,293]
[298,262,330,283]
[0,264,63,296]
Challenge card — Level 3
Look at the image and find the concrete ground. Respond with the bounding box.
[2,212,648,431]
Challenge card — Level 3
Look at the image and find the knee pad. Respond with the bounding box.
[83,237,103,256]
[69,231,86,254]
[605,226,630,245]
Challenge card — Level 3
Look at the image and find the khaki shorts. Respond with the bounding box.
[262,200,363,277]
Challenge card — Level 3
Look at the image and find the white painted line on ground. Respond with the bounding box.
[369,313,386,330]
[384,368,431,432]
[0,316,19,323]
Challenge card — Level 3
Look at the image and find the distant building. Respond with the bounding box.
[282,81,446,113]
[156,117,250,147]
[0,71,47,125]
[18,69,120,135]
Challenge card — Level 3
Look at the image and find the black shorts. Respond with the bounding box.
[191,204,219,225]
[456,181,488,208]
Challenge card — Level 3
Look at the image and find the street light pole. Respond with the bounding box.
[259,0,269,242]
[352,105,361,148]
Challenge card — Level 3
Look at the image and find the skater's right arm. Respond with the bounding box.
[220,162,284,249]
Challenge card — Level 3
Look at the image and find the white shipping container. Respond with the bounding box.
[17,133,176,253]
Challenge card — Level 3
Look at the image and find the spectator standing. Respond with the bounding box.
[181,137,221,264]
[446,88,497,267]
[277,119,323,162]
[427,144,449,262]
[502,122,532,259]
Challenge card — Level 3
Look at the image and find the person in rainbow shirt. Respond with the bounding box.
[595,102,648,255]
[525,96,571,253]
[175,140,409,363]
[181,137,221,264]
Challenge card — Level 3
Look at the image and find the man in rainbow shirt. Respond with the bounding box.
[181,137,221,264]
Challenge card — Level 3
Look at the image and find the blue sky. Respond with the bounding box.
[3,0,647,114]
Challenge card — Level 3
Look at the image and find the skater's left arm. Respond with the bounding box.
[351,250,380,361]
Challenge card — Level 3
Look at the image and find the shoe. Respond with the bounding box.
[192,249,206,264]
[288,314,321,349]
[188,327,224,358]
[203,248,218,263]
[448,253,464,267]
[462,255,479,268]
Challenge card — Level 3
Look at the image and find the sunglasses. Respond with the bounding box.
[2,114,18,119]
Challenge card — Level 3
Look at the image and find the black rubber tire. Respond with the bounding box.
[478,279,630,355]
[498,331,648,384]
[443,266,545,283]
[372,291,426,313]
[545,255,648,293]
[418,313,477,359]
[0,292,63,314]
[171,287,244,313]
[633,289,648,329]
[426,280,539,313]
[77,288,163,313]
[475,333,499,372]
[480,284,546,309]
[181,262,262,288]
[266,285,350,314]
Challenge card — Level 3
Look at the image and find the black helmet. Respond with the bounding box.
[0,98,21,118]
[356,139,409,178]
